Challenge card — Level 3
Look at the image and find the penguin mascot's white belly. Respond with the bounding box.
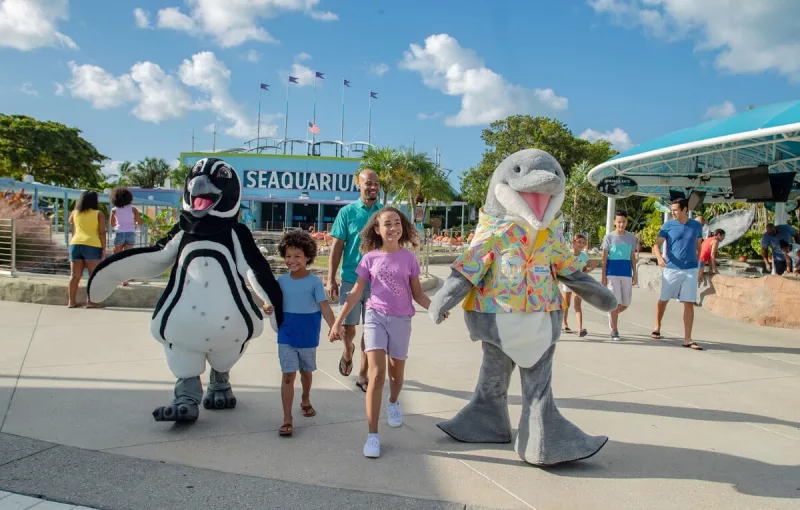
[152,240,264,352]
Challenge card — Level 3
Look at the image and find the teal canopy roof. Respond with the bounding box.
[587,100,800,201]
[0,179,178,208]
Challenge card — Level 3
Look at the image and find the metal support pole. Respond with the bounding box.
[10,218,16,274]
[461,204,465,238]
[605,197,616,238]
[63,192,69,245]
[774,202,788,225]
[54,198,59,233]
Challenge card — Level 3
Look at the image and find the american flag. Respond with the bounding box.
[308,121,320,135]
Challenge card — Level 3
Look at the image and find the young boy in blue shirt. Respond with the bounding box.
[264,231,336,437]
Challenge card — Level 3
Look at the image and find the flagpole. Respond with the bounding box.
[257,86,262,147]
[284,81,290,154]
[368,92,372,145]
[340,80,345,145]
[312,75,318,144]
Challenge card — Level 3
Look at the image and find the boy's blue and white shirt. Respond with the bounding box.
[277,273,328,348]
[602,231,637,278]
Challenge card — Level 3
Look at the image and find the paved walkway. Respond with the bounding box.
[0,265,798,509]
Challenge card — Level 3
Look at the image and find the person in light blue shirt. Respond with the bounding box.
[652,198,704,350]
[263,231,336,437]
[761,223,800,275]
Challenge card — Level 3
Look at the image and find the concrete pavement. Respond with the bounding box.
[0,264,798,509]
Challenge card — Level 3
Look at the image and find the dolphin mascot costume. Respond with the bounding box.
[89,157,283,422]
[429,149,617,466]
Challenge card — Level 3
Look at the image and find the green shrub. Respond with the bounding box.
[720,230,762,260]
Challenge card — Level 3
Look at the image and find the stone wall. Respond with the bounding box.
[0,273,440,309]
[636,262,800,329]
[702,274,800,329]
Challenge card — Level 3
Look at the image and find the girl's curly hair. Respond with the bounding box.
[279,230,318,265]
[110,188,133,208]
[359,206,419,254]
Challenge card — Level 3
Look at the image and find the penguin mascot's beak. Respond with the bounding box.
[188,175,223,218]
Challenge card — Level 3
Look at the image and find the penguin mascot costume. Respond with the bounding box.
[88,157,283,422]
[428,149,617,466]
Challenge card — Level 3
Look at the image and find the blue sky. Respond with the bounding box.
[1,0,799,191]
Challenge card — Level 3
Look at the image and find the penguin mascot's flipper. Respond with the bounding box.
[87,224,183,303]
[232,222,283,333]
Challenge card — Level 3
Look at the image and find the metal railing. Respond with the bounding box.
[0,218,454,280]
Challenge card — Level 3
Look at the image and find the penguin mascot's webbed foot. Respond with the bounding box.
[429,149,616,467]
[88,158,283,424]
[202,369,237,410]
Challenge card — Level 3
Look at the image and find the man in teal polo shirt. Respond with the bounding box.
[327,168,382,391]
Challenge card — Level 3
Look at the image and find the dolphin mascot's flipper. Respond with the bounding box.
[429,149,616,466]
[89,157,283,423]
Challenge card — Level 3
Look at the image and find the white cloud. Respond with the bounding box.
[179,51,264,138]
[704,100,736,119]
[133,7,151,29]
[54,82,65,96]
[66,51,273,139]
[309,10,337,21]
[157,7,195,32]
[283,53,317,87]
[155,0,338,48]
[588,0,800,82]
[369,63,389,76]
[101,160,124,177]
[20,82,38,96]
[417,112,441,120]
[0,0,77,51]
[244,49,260,63]
[399,34,568,127]
[579,127,635,152]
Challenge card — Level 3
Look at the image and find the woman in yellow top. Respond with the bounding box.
[68,191,106,308]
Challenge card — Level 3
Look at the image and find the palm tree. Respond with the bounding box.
[107,160,134,186]
[357,146,402,205]
[128,157,171,188]
[393,149,454,223]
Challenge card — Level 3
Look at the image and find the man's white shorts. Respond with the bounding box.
[660,267,698,303]
[607,276,632,307]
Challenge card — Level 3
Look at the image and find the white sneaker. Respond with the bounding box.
[387,401,403,428]
[363,434,381,458]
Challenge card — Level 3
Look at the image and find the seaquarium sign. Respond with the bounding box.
[243,170,359,193]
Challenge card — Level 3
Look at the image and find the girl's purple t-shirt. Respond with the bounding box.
[355,248,420,317]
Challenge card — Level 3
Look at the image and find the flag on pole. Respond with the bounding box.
[260,83,270,91]
[289,76,299,84]
[308,121,320,135]
[315,72,325,79]
[343,79,351,87]
[370,91,378,99]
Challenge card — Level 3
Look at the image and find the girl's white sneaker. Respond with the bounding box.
[387,401,403,428]
[363,434,381,458]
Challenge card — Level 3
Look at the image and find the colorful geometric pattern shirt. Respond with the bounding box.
[453,210,586,314]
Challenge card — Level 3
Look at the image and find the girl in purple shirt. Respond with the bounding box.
[332,206,448,458]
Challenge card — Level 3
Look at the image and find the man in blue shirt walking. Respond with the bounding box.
[652,198,704,350]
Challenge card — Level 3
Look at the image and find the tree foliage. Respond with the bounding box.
[0,114,107,189]
[111,157,171,189]
[459,116,618,206]
[562,160,607,244]
[169,163,191,188]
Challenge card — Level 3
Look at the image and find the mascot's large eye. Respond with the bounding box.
[216,167,232,179]
[514,166,521,173]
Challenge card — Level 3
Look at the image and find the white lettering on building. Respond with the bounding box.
[243,170,359,192]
